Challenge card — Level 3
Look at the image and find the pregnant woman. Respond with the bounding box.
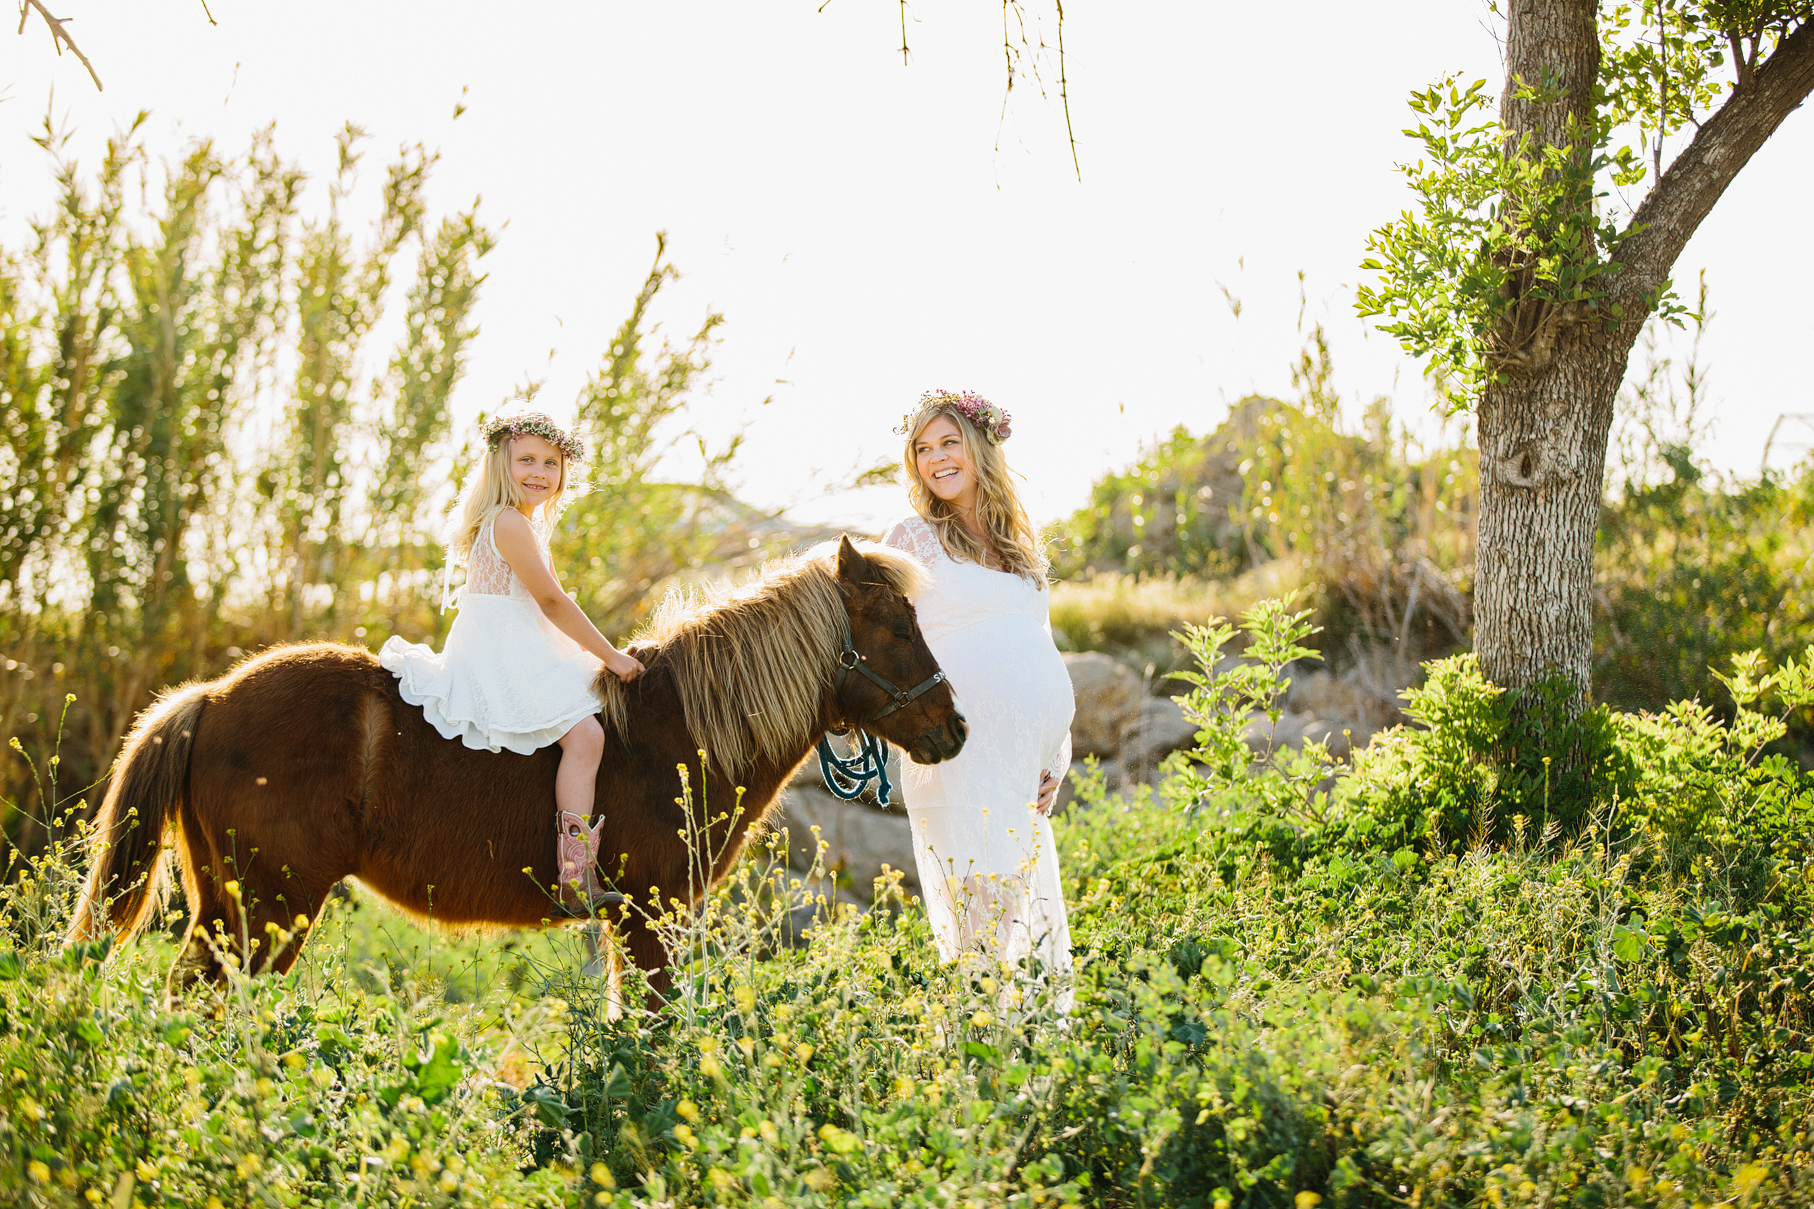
[883,390,1074,1003]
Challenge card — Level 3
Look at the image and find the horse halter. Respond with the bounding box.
[834,608,946,725]
[816,601,947,807]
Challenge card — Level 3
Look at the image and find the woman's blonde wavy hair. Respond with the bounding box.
[447,411,577,564]
[902,399,1046,583]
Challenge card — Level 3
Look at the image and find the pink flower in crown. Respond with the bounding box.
[909,388,1012,446]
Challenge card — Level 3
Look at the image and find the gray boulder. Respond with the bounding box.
[1062,652,1142,758]
[1120,697,1199,783]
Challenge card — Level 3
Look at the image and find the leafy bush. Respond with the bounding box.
[8,607,1814,1207]
[505,607,1814,1207]
[1050,332,1475,673]
[0,840,595,1207]
[1047,298,1814,786]
[1596,461,1814,757]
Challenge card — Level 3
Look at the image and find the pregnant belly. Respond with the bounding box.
[929,616,1074,738]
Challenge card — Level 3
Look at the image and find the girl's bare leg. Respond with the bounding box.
[557,715,605,822]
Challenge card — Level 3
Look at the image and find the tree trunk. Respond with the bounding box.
[1476,0,1607,697]
[1475,4,1814,698]
[1475,326,1630,696]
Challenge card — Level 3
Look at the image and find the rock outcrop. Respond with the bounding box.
[774,643,1415,885]
[1119,697,1198,783]
[1061,652,1142,757]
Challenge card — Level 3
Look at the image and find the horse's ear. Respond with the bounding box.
[835,534,869,584]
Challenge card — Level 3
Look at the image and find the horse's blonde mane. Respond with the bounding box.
[596,542,929,777]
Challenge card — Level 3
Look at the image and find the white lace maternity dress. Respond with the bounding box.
[379,510,603,753]
[883,515,1075,995]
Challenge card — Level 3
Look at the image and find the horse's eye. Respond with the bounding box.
[892,621,912,642]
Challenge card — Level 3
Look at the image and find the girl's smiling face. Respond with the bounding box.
[913,415,976,514]
[508,434,564,512]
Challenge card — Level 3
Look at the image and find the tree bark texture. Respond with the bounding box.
[1477,0,1608,697]
[1475,2,1814,698]
[1475,323,1629,696]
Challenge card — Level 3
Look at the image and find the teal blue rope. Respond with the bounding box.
[816,728,893,806]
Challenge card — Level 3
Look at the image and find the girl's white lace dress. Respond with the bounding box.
[379,510,603,754]
[883,515,1075,993]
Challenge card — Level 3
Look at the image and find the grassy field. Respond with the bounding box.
[5,604,1814,1208]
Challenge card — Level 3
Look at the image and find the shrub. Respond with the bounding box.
[1049,332,1475,675]
[1596,461,1814,758]
[8,624,1814,1206]
[0,132,791,848]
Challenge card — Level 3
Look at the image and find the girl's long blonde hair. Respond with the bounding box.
[447,412,577,565]
[902,399,1046,583]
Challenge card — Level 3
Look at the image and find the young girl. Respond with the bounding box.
[379,411,644,911]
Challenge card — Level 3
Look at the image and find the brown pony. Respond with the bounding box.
[68,537,965,1000]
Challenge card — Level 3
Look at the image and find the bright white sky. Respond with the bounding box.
[3,1,1809,532]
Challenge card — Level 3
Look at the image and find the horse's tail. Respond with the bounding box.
[67,681,209,944]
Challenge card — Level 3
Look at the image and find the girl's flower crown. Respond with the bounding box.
[898,389,1012,446]
[483,411,586,463]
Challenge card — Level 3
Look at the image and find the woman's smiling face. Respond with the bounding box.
[508,433,564,511]
[913,414,976,513]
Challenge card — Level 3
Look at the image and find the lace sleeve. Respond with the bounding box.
[882,516,941,564]
[1049,730,1073,781]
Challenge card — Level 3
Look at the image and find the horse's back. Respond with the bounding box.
[183,643,391,883]
[193,643,388,786]
[205,640,384,697]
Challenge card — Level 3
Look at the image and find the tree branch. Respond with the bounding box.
[18,0,102,91]
[1726,28,1750,89]
[1051,0,1078,180]
[1612,17,1814,319]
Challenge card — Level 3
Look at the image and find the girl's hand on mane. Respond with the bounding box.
[602,648,645,682]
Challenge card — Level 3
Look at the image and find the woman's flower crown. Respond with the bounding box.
[898,389,1012,446]
[482,411,586,463]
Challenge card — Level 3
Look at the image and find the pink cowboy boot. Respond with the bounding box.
[557,810,610,913]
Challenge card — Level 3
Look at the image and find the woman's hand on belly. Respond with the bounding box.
[1035,769,1060,816]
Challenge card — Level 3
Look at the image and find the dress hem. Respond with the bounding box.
[379,641,600,755]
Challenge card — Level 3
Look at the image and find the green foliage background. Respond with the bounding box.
[1047,310,1814,757]
[6,606,1814,1207]
[0,127,793,846]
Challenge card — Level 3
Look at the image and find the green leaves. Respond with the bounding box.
[1598,1,1811,178]
[381,1030,467,1109]
[1164,590,1339,831]
[1611,921,1649,962]
[1359,5,1814,402]
[1357,75,1630,403]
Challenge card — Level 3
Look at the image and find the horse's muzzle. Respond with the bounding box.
[909,709,968,764]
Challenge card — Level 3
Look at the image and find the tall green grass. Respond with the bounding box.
[6,607,1814,1206]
